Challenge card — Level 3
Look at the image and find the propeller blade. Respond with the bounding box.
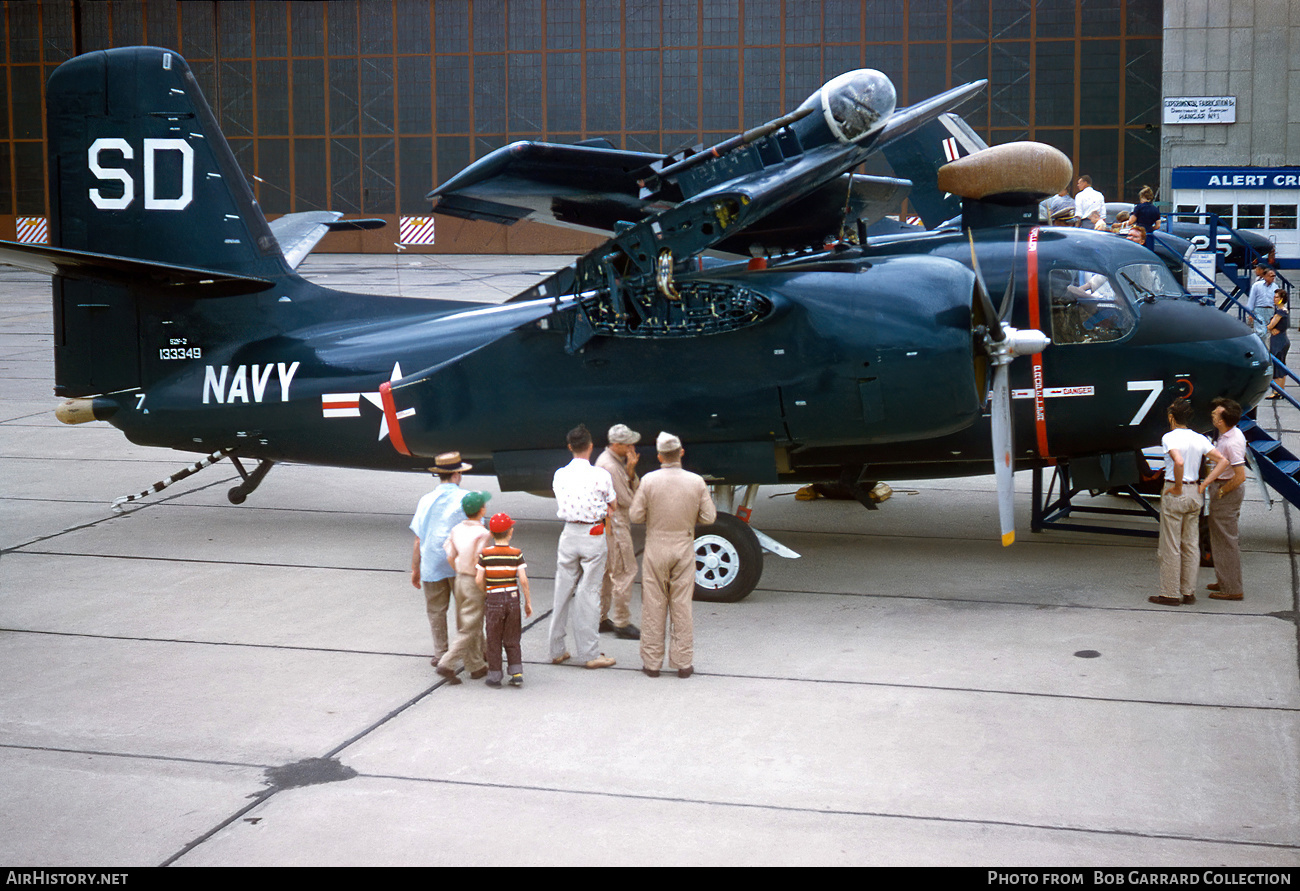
[991,362,1016,546]
[998,225,1018,321]
[968,230,1005,342]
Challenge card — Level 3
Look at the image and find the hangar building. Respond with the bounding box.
[0,1,1290,258]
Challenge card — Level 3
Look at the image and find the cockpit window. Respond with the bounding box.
[1048,267,1138,344]
[1114,262,1184,302]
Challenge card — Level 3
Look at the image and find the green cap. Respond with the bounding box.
[461,490,491,516]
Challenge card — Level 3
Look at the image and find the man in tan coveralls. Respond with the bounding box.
[596,424,642,640]
[630,432,716,678]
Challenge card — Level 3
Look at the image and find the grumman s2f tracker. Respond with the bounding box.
[0,48,1271,602]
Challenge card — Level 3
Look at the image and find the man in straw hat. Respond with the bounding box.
[409,451,473,668]
[630,432,716,678]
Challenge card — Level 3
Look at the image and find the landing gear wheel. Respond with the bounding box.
[225,457,275,505]
[693,512,763,603]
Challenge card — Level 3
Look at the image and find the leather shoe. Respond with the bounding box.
[469,668,488,680]
[641,667,660,678]
[677,666,694,678]
[1207,582,1221,592]
[1208,591,1243,601]
[614,622,641,640]
[435,665,462,684]
[585,656,616,669]
[598,619,616,633]
[1182,594,1196,604]
[1148,595,1181,606]
[551,652,570,664]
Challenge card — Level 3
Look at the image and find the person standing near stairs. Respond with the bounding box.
[1206,397,1248,602]
[1151,399,1230,607]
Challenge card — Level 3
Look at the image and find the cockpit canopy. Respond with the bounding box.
[797,69,896,144]
[1046,261,1183,344]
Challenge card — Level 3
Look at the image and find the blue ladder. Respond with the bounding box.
[1238,413,1300,507]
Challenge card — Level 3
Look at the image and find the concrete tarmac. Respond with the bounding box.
[1,255,1297,866]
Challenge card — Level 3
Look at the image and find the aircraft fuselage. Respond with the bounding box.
[100,225,1270,492]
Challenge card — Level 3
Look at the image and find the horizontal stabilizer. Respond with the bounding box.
[270,211,341,269]
[0,239,272,296]
[270,213,388,269]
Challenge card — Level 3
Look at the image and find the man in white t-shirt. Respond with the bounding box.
[1152,399,1229,606]
[1206,397,1248,601]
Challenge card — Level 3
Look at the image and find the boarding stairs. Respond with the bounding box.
[1237,413,1300,510]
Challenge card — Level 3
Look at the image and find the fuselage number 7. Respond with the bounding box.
[1126,380,1163,426]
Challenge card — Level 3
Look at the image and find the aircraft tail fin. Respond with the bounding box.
[881,113,989,228]
[47,47,288,277]
[41,47,291,397]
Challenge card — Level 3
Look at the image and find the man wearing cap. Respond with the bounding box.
[596,424,642,640]
[1046,187,1075,225]
[550,424,618,669]
[437,490,494,682]
[409,451,472,667]
[630,432,717,678]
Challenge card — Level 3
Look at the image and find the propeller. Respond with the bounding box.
[968,228,1049,546]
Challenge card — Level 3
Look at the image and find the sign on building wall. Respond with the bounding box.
[1162,96,1236,124]
[1171,166,1300,260]
[1172,167,1300,189]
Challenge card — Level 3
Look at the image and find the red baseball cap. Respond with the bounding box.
[488,512,514,533]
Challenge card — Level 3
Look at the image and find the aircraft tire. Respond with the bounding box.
[692,512,763,603]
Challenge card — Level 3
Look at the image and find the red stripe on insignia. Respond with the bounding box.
[1026,227,1052,460]
[379,381,411,456]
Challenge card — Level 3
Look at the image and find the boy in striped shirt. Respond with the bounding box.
[477,512,532,688]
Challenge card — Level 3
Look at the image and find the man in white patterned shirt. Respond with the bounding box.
[549,424,618,669]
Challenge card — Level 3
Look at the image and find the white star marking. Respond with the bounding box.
[358,362,404,441]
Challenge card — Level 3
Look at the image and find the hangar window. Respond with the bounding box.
[1047,267,1137,345]
[1237,204,1265,229]
[1206,204,1233,227]
[1269,205,1298,230]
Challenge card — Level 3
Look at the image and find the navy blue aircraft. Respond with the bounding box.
[0,47,1272,601]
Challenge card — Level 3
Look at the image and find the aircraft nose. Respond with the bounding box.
[1195,311,1272,409]
[1130,300,1271,410]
